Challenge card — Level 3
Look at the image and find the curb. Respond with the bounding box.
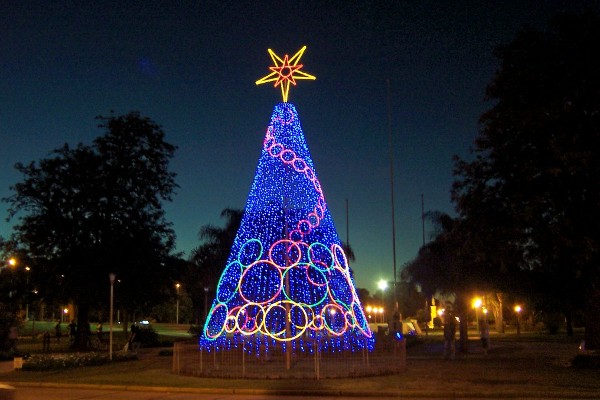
[6,381,600,399]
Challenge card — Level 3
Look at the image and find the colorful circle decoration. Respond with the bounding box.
[200,103,374,354]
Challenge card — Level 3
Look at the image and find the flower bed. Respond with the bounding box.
[22,352,138,371]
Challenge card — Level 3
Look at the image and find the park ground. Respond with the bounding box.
[2,322,600,398]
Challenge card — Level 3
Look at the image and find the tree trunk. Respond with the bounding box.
[497,292,505,333]
[71,302,91,350]
[584,280,600,350]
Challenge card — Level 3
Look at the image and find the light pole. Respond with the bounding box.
[472,297,482,328]
[109,273,116,360]
[25,266,30,321]
[514,305,522,335]
[203,286,209,323]
[377,279,388,323]
[175,283,181,324]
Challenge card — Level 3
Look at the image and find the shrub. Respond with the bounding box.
[22,352,138,371]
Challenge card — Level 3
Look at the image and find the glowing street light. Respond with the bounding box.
[514,305,522,335]
[175,283,181,324]
[8,258,17,267]
[377,280,388,323]
[109,273,116,360]
[472,297,482,327]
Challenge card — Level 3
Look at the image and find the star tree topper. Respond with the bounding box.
[256,46,316,103]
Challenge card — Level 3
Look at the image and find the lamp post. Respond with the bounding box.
[203,286,209,323]
[514,305,522,335]
[472,297,482,328]
[109,273,116,360]
[175,283,181,324]
[377,280,388,323]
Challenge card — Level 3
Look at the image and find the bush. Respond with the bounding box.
[22,352,138,371]
[134,326,159,347]
[571,353,600,369]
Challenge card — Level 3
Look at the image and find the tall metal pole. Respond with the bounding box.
[109,273,115,361]
[387,79,398,313]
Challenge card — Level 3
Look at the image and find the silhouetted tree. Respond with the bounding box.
[453,11,600,347]
[3,112,179,349]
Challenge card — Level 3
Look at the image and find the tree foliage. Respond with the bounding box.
[3,112,179,346]
[452,12,600,347]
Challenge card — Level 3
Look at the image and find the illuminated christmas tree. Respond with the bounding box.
[200,47,374,355]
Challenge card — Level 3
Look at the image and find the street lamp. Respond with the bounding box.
[377,280,388,323]
[514,305,522,335]
[203,286,209,323]
[109,273,116,361]
[472,297,482,328]
[175,283,181,324]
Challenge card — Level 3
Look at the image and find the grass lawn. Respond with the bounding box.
[5,326,600,397]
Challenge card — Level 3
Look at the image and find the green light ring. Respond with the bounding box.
[238,238,264,268]
[281,263,328,307]
[269,239,302,269]
[216,261,243,303]
[308,242,334,272]
[204,303,229,339]
[239,260,283,305]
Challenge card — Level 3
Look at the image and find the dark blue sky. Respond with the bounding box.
[1,1,597,293]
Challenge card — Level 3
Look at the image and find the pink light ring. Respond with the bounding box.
[310,314,325,331]
[317,195,327,213]
[263,135,276,150]
[237,238,264,268]
[269,239,302,268]
[312,179,324,197]
[331,244,349,271]
[274,108,295,126]
[307,212,320,228]
[204,303,229,339]
[238,260,283,305]
[305,167,315,181]
[292,158,307,173]
[288,229,304,242]
[268,143,284,157]
[313,205,324,220]
[296,219,312,235]
[236,303,264,335]
[280,149,296,164]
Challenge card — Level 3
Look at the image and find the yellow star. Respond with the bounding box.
[256,46,316,103]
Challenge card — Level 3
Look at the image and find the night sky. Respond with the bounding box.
[2,1,597,293]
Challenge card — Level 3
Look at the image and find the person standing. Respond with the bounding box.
[443,312,457,360]
[54,321,62,343]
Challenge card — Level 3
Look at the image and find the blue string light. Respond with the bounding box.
[200,103,374,355]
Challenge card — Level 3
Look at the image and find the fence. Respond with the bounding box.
[172,334,405,379]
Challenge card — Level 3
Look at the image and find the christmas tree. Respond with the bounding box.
[200,47,374,355]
